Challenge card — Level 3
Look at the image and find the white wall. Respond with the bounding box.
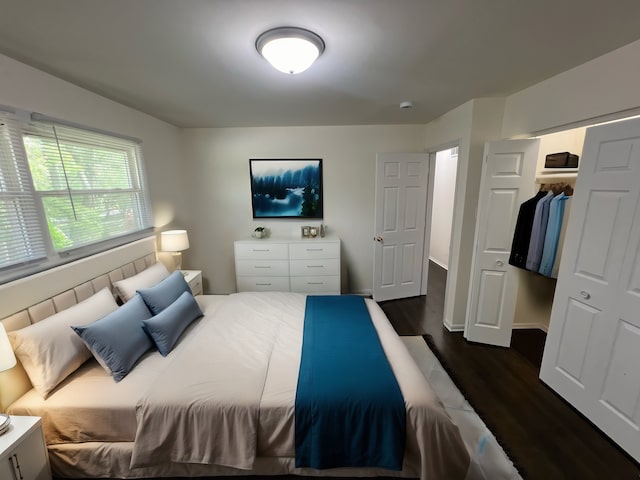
[424,98,505,330]
[429,149,458,269]
[180,125,426,294]
[0,54,186,231]
[502,39,640,137]
[422,40,640,333]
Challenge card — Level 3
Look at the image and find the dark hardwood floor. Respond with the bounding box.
[380,261,640,480]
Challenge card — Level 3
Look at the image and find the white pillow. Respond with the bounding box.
[8,288,119,398]
[112,262,169,302]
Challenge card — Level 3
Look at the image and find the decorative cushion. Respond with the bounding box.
[137,270,191,315]
[142,291,203,356]
[72,295,154,382]
[8,288,118,398]
[112,262,169,303]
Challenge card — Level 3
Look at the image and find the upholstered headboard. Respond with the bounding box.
[0,235,158,411]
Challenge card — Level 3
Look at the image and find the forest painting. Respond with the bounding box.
[250,159,323,218]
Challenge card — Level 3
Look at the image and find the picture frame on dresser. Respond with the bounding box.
[249,159,323,219]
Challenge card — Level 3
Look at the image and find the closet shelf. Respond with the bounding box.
[535,169,578,183]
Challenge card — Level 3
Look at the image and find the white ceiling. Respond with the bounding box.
[2,0,640,128]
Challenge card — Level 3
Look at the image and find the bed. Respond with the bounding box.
[0,237,470,479]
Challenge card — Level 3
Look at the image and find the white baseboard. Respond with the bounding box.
[348,289,372,297]
[444,321,547,334]
[443,318,465,332]
[428,256,449,270]
[512,322,548,333]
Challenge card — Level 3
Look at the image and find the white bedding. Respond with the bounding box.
[8,292,470,480]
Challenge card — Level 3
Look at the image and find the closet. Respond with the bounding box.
[466,116,640,462]
[464,127,586,347]
[511,128,585,334]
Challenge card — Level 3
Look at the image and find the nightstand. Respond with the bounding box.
[181,270,203,296]
[0,416,51,480]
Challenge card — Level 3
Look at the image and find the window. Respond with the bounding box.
[0,109,153,283]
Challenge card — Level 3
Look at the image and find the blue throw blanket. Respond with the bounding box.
[295,295,406,470]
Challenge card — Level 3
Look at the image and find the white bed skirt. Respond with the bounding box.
[49,442,418,479]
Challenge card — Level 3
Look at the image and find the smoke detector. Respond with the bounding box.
[399,101,413,109]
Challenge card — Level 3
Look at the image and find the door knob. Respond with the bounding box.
[374,236,384,243]
[495,260,504,267]
[580,290,591,300]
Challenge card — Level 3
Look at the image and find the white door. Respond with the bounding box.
[464,139,539,347]
[373,153,429,302]
[540,117,640,462]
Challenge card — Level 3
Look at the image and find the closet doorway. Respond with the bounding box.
[427,147,458,272]
[418,146,459,309]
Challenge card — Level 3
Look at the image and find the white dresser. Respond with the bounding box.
[234,236,340,294]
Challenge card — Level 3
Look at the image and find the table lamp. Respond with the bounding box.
[161,230,190,270]
[0,322,16,435]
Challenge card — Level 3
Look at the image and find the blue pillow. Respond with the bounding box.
[137,270,190,315]
[72,295,153,382]
[142,291,203,356]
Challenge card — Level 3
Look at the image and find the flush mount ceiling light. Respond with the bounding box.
[256,27,325,75]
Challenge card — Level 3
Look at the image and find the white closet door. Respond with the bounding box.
[464,139,539,347]
[540,117,640,462]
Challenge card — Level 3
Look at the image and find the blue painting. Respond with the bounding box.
[250,159,323,218]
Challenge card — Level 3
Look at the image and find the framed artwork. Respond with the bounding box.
[249,158,323,219]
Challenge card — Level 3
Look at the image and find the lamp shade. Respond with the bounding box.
[256,27,325,75]
[161,230,190,252]
[0,323,16,372]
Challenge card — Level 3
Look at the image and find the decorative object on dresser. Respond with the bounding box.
[180,270,203,296]
[0,416,52,480]
[0,323,16,435]
[252,226,268,239]
[160,229,190,270]
[234,237,340,294]
[249,159,323,219]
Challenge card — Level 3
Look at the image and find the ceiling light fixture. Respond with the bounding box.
[256,27,325,75]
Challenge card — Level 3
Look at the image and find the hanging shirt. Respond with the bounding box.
[526,191,554,271]
[551,197,572,278]
[538,193,570,277]
[509,191,547,269]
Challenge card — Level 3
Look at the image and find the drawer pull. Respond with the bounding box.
[11,454,24,479]
[252,249,270,252]
[307,265,324,268]
[308,282,324,285]
[254,266,271,269]
[306,248,324,252]
[256,282,272,286]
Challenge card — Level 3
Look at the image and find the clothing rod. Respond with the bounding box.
[30,112,142,144]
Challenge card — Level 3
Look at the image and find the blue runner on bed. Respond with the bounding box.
[295,295,406,470]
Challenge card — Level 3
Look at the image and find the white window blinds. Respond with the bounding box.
[0,111,47,269]
[22,121,152,252]
[0,108,153,283]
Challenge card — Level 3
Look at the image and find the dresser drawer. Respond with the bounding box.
[235,243,289,260]
[290,258,340,276]
[290,276,340,294]
[236,276,290,292]
[236,260,289,276]
[289,242,339,260]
